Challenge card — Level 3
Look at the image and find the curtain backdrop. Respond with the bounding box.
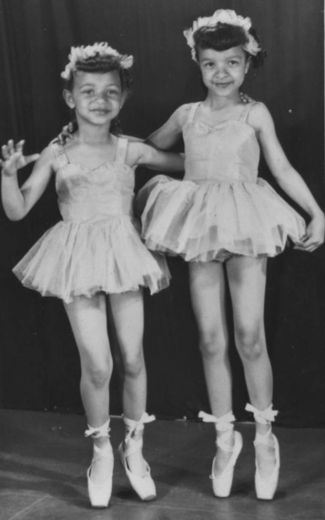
[0,0,324,426]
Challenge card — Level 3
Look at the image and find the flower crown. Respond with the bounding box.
[61,42,134,80]
[183,9,261,61]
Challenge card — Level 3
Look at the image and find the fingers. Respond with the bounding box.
[1,143,11,160]
[16,140,25,155]
[294,237,323,252]
[25,153,40,165]
[1,139,25,160]
[56,122,74,146]
[1,139,38,174]
[294,244,318,252]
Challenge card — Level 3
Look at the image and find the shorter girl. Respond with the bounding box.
[1,43,183,508]
[137,10,325,500]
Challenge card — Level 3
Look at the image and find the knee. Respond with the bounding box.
[83,361,112,389]
[235,326,264,361]
[199,330,227,360]
[122,350,145,378]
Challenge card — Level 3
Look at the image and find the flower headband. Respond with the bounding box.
[61,42,134,80]
[183,9,261,61]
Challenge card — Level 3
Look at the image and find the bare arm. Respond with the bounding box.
[1,140,53,220]
[128,142,184,172]
[146,105,189,150]
[250,103,325,251]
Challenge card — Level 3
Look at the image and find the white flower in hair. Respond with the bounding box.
[183,9,261,61]
[61,42,134,80]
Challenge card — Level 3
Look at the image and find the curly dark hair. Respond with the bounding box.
[62,53,133,92]
[61,53,133,136]
[193,23,265,68]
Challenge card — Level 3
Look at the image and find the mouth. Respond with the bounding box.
[90,109,110,116]
[213,82,233,88]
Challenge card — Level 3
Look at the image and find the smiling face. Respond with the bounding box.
[64,70,125,127]
[198,46,250,100]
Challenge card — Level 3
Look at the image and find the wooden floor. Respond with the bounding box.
[0,409,324,520]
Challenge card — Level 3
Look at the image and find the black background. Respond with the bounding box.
[0,0,324,426]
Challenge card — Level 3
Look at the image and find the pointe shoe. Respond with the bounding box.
[85,420,114,508]
[118,442,156,500]
[119,413,156,501]
[211,431,243,497]
[199,410,242,498]
[254,432,280,500]
[87,443,114,507]
[245,403,280,500]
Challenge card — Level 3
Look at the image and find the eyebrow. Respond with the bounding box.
[201,52,243,61]
[226,54,242,59]
[79,82,120,88]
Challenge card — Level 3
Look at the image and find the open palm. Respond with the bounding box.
[1,140,40,176]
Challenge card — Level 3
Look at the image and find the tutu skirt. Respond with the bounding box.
[136,175,306,262]
[13,215,170,303]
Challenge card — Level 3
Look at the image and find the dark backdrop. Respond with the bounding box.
[0,0,324,426]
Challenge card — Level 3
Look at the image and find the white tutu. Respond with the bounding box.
[136,175,306,262]
[13,215,170,303]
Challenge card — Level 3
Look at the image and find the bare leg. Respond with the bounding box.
[110,289,147,476]
[64,294,113,483]
[189,262,234,475]
[189,262,231,415]
[227,256,276,477]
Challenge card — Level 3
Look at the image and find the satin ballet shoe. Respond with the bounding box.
[85,420,114,508]
[199,410,242,498]
[245,403,280,500]
[87,443,114,507]
[211,430,243,497]
[118,443,156,501]
[254,431,280,500]
[119,412,156,501]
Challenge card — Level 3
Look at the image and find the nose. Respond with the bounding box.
[96,92,109,102]
[90,91,110,104]
[214,64,228,78]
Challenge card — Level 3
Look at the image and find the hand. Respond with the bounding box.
[294,212,325,252]
[1,140,40,177]
[56,122,74,146]
[240,91,254,104]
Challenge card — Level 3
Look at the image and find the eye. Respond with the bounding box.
[228,60,240,66]
[203,61,214,69]
[107,88,120,97]
[81,88,95,96]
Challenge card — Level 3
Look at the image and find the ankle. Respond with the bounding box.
[245,403,278,427]
[93,436,111,450]
[245,403,278,444]
[255,424,271,439]
[122,412,155,453]
[216,427,235,450]
[199,410,236,432]
[85,418,110,437]
[85,419,111,453]
[198,410,237,452]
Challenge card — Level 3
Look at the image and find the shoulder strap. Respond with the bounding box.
[238,102,256,122]
[187,102,201,124]
[50,142,69,169]
[115,137,128,164]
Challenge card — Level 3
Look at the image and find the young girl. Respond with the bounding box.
[136,10,325,500]
[1,43,183,508]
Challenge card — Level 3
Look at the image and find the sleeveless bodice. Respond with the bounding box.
[13,136,170,302]
[137,100,306,262]
[183,102,260,183]
[53,138,135,222]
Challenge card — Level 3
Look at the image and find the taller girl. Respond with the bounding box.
[1,43,183,507]
[137,10,325,500]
